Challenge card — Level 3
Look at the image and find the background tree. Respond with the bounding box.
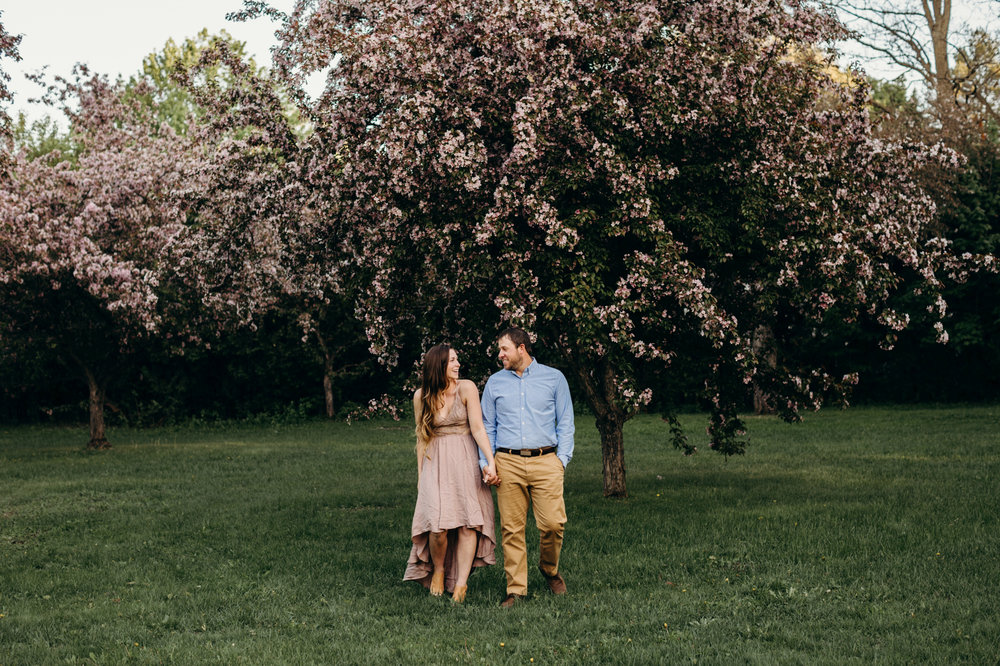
[0,11,23,168]
[954,28,1000,123]
[0,72,212,447]
[1,31,381,431]
[252,0,990,496]
[129,29,259,135]
[835,0,960,125]
[179,39,377,419]
[11,113,79,162]
[833,0,1000,403]
[834,1,1000,131]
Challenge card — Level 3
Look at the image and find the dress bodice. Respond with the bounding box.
[435,394,471,436]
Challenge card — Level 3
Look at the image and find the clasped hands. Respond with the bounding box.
[482,464,501,486]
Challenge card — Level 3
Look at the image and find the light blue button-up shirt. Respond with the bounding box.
[480,359,575,469]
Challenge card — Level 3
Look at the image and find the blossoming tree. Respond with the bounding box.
[1,13,22,167]
[254,0,989,496]
[180,40,380,418]
[0,57,307,447]
[0,72,214,447]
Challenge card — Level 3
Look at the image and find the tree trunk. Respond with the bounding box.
[924,0,959,129]
[596,414,627,498]
[82,365,110,450]
[315,329,336,418]
[751,324,777,415]
[323,355,335,418]
[752,385,771,415]
[570,354,632,497]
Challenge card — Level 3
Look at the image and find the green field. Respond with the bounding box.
[1,405,998,664]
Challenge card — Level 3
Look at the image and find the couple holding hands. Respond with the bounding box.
[403,328,575,607]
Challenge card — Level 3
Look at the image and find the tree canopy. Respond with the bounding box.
[0,39,297,447]
[253,0,993,495]
[0,12,23,166]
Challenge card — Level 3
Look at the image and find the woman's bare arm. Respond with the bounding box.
[413,389,424,476]
[461,380,498,483]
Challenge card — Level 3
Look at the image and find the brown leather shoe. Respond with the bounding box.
[538,566,567,595]
[499,593,523,608]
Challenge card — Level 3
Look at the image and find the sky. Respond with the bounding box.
[3,1,297,122]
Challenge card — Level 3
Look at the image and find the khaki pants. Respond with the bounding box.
[495,451,567,596]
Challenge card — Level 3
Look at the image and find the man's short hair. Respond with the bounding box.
[498,327,533,356]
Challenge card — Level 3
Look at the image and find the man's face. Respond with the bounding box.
[497,336,526,372]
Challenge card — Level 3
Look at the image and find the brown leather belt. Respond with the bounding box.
[497,446,556,457]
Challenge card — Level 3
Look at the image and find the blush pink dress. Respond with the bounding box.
[403,396,496,591]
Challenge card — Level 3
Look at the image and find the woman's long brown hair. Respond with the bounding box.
[416,343,452,460]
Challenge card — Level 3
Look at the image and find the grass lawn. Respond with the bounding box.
[1,405,998,664]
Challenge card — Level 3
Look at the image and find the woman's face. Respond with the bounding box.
[446,349,460,382]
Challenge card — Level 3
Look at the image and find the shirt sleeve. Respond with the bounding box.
[479,378,497,469]
[554,371,574,468]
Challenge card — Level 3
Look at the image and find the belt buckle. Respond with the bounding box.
[519,448,532,457]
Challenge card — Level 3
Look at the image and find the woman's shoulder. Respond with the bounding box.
[413,388,423,402]
[457,379,480,397]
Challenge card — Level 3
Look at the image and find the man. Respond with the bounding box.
[480,327,574,608]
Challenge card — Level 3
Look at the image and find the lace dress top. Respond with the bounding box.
[434,395,472,437]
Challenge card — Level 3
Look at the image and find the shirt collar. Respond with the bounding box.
[509,358,535,377]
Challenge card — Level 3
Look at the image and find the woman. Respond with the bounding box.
[403,344,499,603]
